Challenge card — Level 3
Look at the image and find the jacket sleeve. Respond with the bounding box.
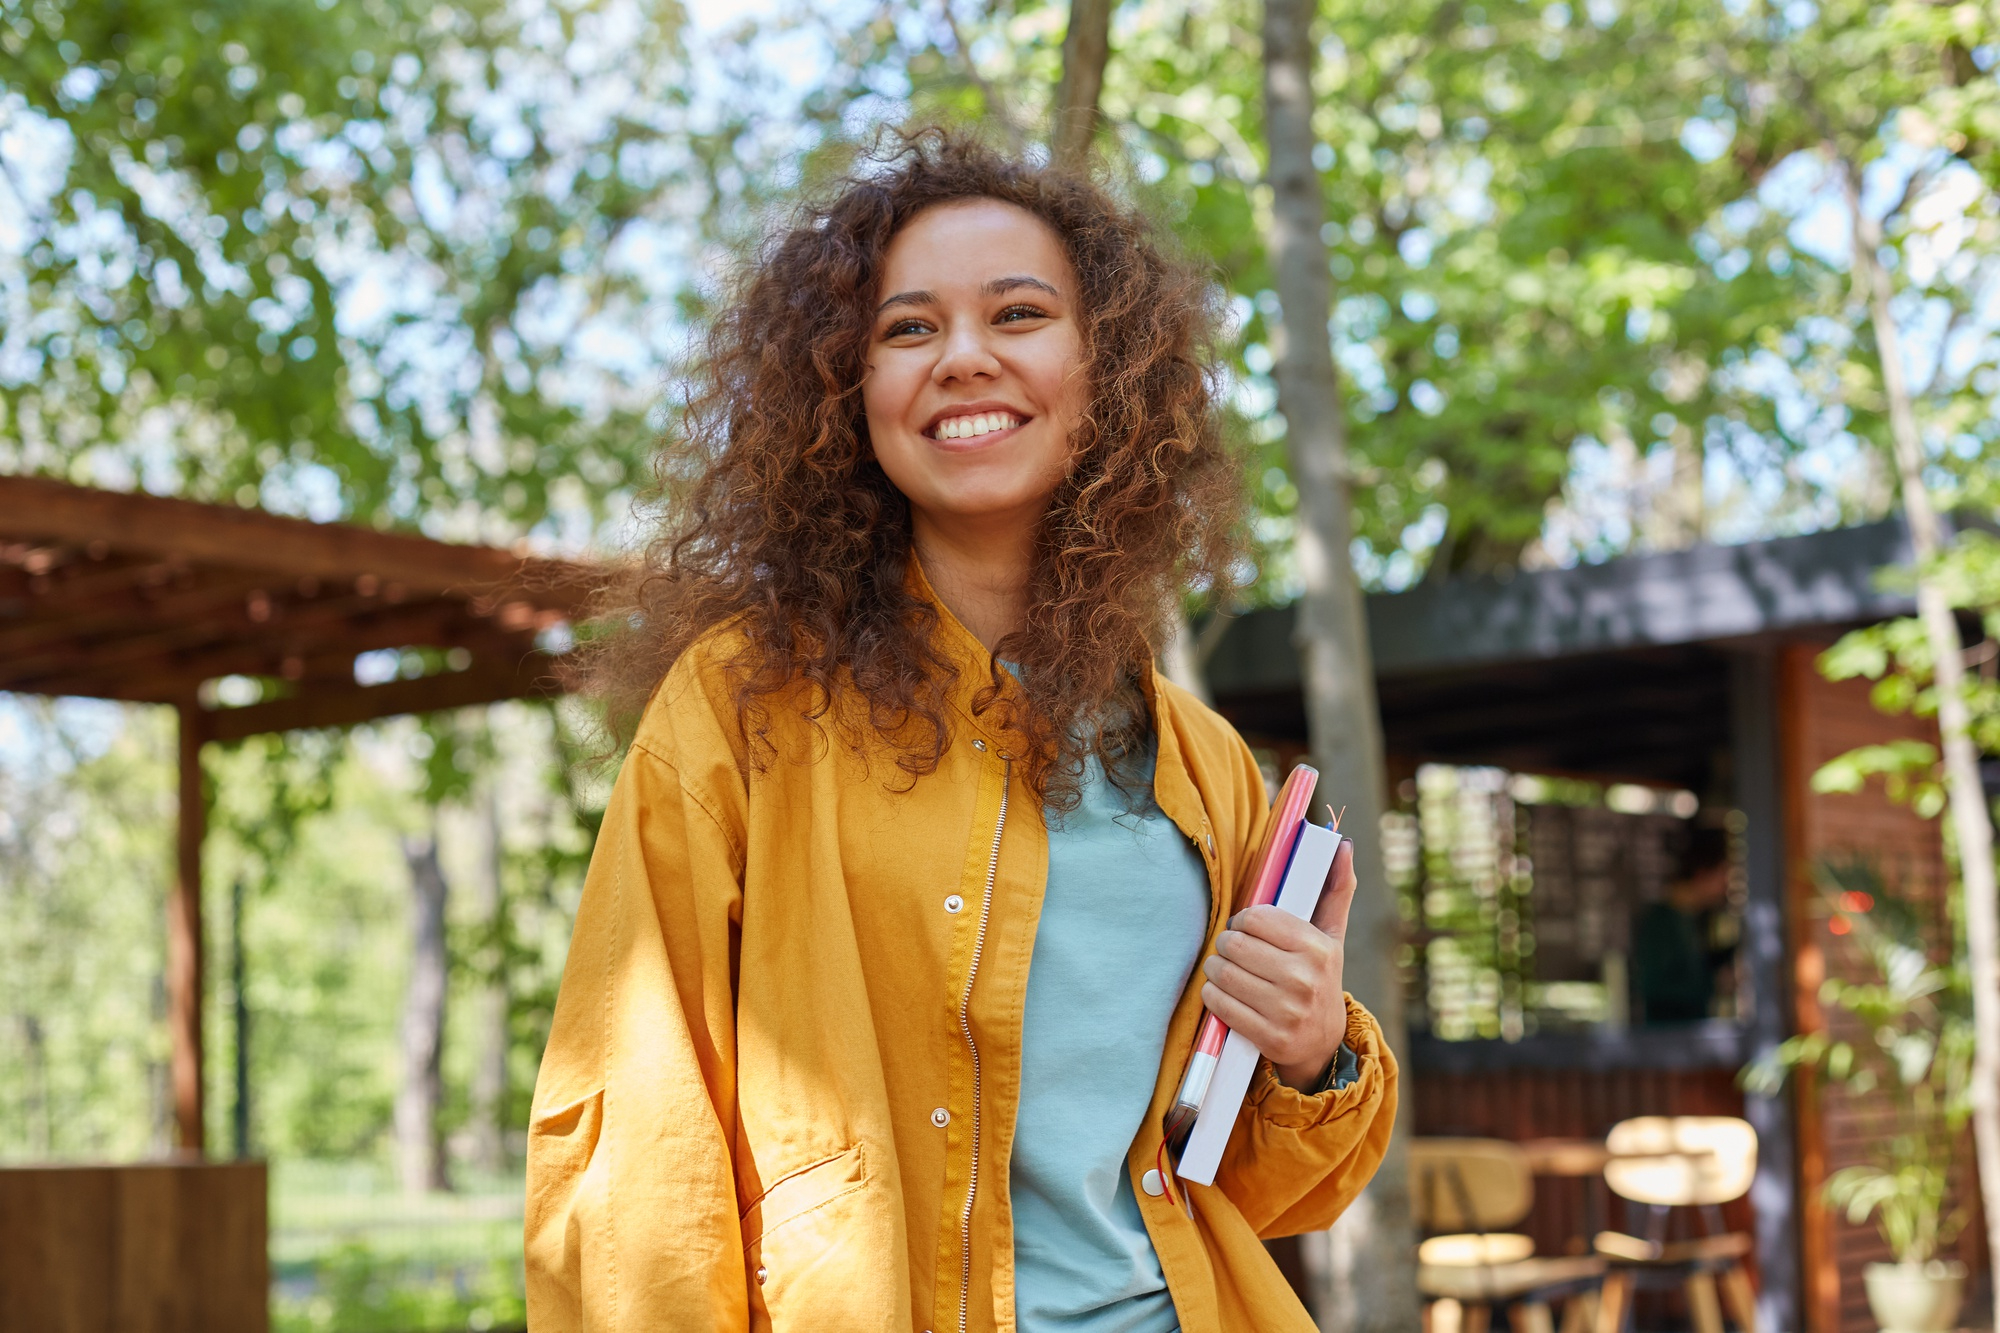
[1213,996,1399,1238]
[524,729,749,1331]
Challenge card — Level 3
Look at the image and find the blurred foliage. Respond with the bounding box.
[0,698,596,1166]
[270,1160,527,1333]
[5,0,1997,574]
[0,0,734,539]
[0,701,174,1159]
[1712,0,2000,511]
[785,0,1999,595]
[4,0,2000,1318]
[1816,530,2000,815]
[1745,856,1973,1264]
[274,1242,523,1333]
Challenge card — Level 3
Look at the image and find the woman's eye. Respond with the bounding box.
[884,319,931,338]
[995,304,1050,324]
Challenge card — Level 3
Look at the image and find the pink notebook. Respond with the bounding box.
[1163,764,1344,1187]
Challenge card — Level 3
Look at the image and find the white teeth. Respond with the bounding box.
[935,413,1017,440]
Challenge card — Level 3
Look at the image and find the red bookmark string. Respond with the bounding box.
[1155,1140,1194,1218]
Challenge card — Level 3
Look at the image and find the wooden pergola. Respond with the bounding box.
[0,475,605,1157]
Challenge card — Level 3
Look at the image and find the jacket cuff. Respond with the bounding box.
[1244,995,1389,1130]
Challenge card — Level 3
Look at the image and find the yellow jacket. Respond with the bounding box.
[525,587,1398,1332]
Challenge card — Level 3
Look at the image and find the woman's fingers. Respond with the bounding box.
[1228,903,1327,954]
[1212,917,1309,980]
[1201,948,1291,1015]
[1200,980,1287,1058]
[1311,838,1358,941]
[1207,894,1351,1086]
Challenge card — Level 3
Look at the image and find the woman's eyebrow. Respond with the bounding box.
[982,275,1060,299]
[875,288,938,316]
[874,275,1060,317]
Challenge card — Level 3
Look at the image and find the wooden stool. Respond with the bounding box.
[1592,1116,1761,1333]
[1412,1138,1606,1333]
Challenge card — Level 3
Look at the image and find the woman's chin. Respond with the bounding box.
[914,486,1061,530]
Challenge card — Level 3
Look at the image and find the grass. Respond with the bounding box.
[270,1160,526,1333]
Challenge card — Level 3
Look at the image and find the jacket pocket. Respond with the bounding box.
[742,1144,899,1330]
[526,1088,605,1202]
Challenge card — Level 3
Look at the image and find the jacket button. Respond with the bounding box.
[1141,1169,1166,1197]
[944,894,964,914]
[755,1265,768,1284]
[931,1107,951,1128]
[973,738,987,751]
[1205,833,1216,855]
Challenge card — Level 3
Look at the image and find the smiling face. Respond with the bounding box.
[861,198,1086,548]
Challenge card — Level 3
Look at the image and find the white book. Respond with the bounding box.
[1176,820,1344,1187]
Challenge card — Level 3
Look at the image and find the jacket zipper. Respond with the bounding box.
[957,755,1009,1333]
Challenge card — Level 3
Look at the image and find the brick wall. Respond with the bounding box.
[1778,643,1974,1333]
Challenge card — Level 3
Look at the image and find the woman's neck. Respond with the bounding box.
[911,512,1036,652]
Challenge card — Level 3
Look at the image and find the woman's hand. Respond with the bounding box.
[1199,837,1358,1091]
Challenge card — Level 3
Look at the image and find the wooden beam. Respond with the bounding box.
[32,630,542,707]
[0,475,603,606]
[171,702,207,1159]
[0,566,280,658]
[0,571,567,676]
[205,654,564,741]
[0,598,526,699]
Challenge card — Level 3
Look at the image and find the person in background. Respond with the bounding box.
[1634,826,1736,1024]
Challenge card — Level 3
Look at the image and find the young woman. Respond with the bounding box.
[526,131,1396,1333]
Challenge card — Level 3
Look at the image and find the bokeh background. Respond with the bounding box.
[2,0,1997,1328]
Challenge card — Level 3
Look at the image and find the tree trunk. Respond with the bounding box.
[231,876,250,1160]
[397,829,451,1194]
[1846,166,2000,1333]
[1262,0,1419,1327]
[469,789,509,1175]
[1052,0,1112,168]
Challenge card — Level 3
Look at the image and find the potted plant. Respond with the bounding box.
[1745,857,1973,1333]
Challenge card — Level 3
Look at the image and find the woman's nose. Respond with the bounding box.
[931,321,1002,384]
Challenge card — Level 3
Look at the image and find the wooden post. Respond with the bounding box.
[1778,644,1836,1333]
[170,701,208,1158]
[1732,647,1799,1331]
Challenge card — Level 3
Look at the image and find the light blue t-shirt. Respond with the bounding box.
[1010,742,1211,1333]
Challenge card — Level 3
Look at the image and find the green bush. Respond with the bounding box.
[273,1242,525,1333]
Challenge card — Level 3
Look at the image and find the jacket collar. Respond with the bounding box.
[904,553,1027,755]
[904,553,1185,782]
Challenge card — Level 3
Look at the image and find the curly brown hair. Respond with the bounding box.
[585,127,1245,810]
